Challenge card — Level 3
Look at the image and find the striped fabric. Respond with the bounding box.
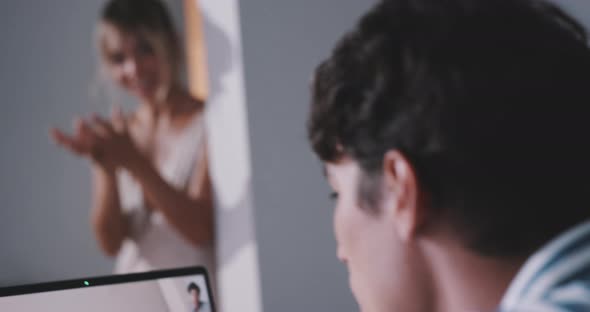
[497,219,590,312]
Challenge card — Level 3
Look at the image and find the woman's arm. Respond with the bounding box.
[51,118,130,257]
[125,142,214,247]
[52,112,214,249]
[90,166,129,257]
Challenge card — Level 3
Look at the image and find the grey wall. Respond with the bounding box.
[238,1,373,311]
[555,0,590,26]
[0,0,110,286]
[238,0,590,311]
[0,0,186,286]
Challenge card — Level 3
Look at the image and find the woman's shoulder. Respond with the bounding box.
[175,97,207,131]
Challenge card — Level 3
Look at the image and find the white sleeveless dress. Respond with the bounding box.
[114,113,216,281]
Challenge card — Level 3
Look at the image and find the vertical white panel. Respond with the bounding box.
[198,1,263,311]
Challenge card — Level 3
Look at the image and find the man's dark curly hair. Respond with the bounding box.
[187,282,200,294]
[308,0,590,257]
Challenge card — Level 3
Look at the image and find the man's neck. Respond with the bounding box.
[425,240,527,312]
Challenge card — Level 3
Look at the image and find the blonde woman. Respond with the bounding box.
[51,0,215,278]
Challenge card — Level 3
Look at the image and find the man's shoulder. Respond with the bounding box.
[199,302,212,312]
[498,220,590,312]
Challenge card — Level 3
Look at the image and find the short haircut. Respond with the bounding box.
[308,0,590,257]
[187,282,201,294]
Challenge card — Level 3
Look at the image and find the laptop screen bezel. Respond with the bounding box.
[0,266,216,311]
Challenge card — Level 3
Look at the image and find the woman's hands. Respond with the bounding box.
[51,107,141,171]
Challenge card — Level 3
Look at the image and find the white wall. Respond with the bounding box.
[198,1,262,311]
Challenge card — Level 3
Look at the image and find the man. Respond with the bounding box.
[187,282,210,312]
[307,0,590,311]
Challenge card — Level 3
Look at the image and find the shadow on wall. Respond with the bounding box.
[201,10,232,104]
[199,9,256,268]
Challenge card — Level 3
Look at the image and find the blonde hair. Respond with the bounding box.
[91,0,183,106]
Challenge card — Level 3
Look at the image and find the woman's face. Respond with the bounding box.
[100,22,173,103]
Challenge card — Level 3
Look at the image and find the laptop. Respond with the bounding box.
[0,266,216,312]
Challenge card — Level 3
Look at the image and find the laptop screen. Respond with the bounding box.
[0,266,215,312]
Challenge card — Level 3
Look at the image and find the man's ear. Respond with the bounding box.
[381,150,423,242]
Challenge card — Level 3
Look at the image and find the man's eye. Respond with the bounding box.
[108,52,125,64]
[330,192,339,201]
[137,40,155,56]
